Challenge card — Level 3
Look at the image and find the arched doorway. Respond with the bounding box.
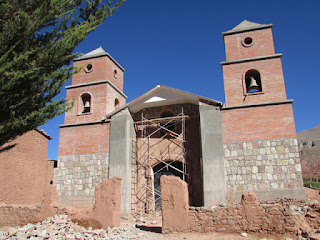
[153,161,183,211]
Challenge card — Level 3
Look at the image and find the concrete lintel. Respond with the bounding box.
[59,120,110,128]
[220,53,282,66]
[65,80,127,99]
[221,99,293,111]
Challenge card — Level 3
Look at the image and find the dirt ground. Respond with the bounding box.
[304,187,320,202]
[132,216,298,240]
[166,232,296,240]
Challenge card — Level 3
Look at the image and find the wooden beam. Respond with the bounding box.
[134,115,189,125]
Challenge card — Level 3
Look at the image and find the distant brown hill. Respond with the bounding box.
[297,125,320,143]
[297,124,320,179]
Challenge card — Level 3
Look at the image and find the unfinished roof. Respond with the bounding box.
[74,47,125,71]
[106,85,222,118]
[223,20,272,35]
[35,128,52,140]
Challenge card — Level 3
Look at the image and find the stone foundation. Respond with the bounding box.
[224,138,305,202]
[53,152,109,207]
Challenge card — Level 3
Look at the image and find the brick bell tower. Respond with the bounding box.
[54,47,127,207]
[221,21,305,201]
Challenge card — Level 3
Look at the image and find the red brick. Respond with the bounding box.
[222,25,296,143]
[59,53,125,156]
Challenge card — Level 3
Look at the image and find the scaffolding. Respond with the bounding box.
[131,108,188,217]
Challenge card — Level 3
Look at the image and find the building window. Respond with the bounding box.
[114,98,119,109]
[81,93,91,113]
[244,69,262,94]
[113,69,118,79]
[84,63,93,73]
[242,37,253,47]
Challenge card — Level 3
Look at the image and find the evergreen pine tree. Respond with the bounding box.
[0,0,125,151]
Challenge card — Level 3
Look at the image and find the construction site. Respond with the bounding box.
[1,20,319,239]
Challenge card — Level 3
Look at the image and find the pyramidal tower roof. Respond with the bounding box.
[74,47,124,71]
[223,20,272,35]
[74,46,108,61]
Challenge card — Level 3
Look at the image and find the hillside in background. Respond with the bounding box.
[297,125,320,179]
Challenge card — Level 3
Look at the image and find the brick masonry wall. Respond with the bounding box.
[64,83,125,125]
[106,84,126,115]
[222,103,296,143]
[224,138,305,202]
[65,83,108,124]
[0,130,51,205]
[224,27,275,61]
[73,56,124,91]
[222,57,287,106]
[58,123,110,156]
[54,152,109,207]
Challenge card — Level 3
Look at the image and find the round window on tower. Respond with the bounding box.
[84,63,93,73]
[241,37,253,47]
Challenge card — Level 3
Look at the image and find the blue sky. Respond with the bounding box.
[41,0,320,159]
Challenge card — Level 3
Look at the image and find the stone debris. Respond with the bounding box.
[219,202,227,208]
[0,215,167,240]
[240,232,247,237]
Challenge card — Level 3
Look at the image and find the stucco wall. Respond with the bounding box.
[0,130,52,204]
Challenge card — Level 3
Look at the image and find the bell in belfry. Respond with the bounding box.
[83,100,90,113]
[248,76,260,92]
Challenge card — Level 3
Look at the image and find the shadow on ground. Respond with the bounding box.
[135,224,162,233]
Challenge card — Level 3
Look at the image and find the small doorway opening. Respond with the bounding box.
[153,161,183,211]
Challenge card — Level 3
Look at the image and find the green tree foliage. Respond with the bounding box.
[0,0,125,151]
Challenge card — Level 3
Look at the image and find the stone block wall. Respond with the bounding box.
[54,152,109,207]
[224,138,305,202]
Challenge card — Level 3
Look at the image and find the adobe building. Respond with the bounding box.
[0,129,54,204]
[54,20,305,216]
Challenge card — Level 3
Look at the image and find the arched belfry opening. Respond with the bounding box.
[245,69,262,93]
[114,98,120,109]
[81,93,91,113]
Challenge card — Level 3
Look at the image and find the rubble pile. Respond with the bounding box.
[0,215,166,240]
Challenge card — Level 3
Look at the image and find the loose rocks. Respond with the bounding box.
[0,215,166,240]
